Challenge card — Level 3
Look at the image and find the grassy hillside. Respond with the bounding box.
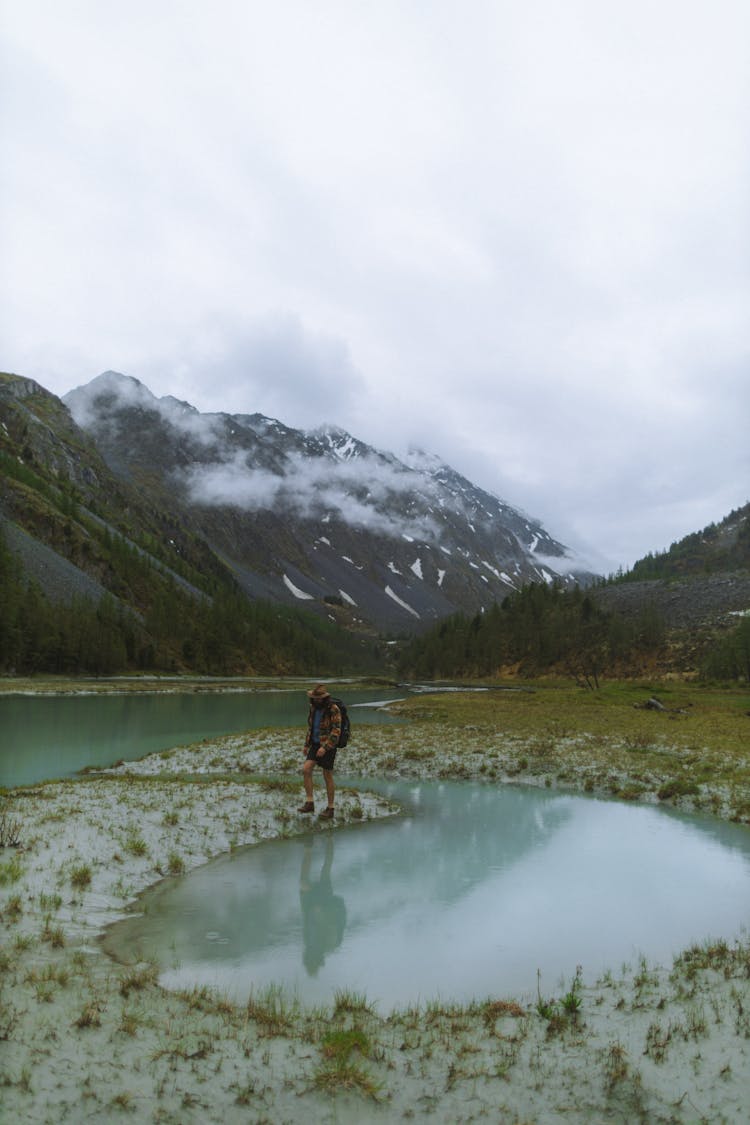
[620,503,750,581]
[398,519,750,684]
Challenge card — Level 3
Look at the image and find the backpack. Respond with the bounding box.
[330,698,351,748]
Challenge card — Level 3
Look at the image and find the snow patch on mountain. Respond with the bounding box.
[283,574,314,600]
[385,585,420,618]
[63,371,600,632]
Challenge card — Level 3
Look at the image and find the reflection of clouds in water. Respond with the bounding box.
[299,836,347,977]
[103,781,750,1008]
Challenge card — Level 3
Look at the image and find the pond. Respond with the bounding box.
[0,689,404,787]
[102,779,750,1009]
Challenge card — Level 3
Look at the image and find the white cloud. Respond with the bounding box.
[1,0,748,570]
[182,448,443,541]
[65,371,222,446]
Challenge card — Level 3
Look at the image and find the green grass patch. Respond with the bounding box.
[657,778,700,801]
[312,1059,383,1099]
[321,1026,371,1061]
[0,854,24,885]
[314,1019,382,1099]
[167,851,185,875]
[245,984,298,1035]
[124,830,148,857]
[70,863,92,889]
[388,684,750,819]
[119,963,159,998]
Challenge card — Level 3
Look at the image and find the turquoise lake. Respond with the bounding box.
[0,688,403,787]
[102,778,750,1009]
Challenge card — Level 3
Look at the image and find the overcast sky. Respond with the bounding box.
[1,1,748,572]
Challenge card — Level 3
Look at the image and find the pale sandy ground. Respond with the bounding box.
[1,715,749,1123]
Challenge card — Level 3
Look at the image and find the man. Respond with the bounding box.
[298,684,342,821]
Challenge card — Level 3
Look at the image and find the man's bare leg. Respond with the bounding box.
[297,759,316,811]
[322,768,334,810]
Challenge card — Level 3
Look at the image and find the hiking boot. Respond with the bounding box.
[297,801,315,813]
[318,807,334,821]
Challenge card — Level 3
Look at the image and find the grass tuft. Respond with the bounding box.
[332,988,375,1017]
[119,963,158,998]
[245,984,297,1035]
[70,862,92,889]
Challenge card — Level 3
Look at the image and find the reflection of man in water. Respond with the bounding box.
[299,834,347,976]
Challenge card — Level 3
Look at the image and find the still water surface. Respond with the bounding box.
[0,689,403,787]
[103,779,750,1009]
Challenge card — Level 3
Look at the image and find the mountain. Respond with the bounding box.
[60,371,593,633]
[398,503,750,682]
[588,505,750,670]
[0,372,380,674]
[618,504,750,581]
[4,369,747,680]
[0,372,231,602]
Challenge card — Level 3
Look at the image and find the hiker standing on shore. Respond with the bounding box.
[298,684,342,821]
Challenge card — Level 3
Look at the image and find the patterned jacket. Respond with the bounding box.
[304,701,342,754]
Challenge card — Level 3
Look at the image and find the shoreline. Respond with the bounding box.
[2,700,749,1122]
[0,674,390,696]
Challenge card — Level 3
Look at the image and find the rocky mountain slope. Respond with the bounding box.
[0,373,231,606]
[0,372,377,673]
[3,370,748,677]
[59,371,593,632]
[593,505,750,631]
[589,507,750,672]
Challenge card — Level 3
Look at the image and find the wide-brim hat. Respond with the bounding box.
[307,684,331,701]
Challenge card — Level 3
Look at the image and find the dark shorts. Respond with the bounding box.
[306,742,337,771]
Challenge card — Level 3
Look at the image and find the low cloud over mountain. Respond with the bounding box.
[64,371,596,632]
